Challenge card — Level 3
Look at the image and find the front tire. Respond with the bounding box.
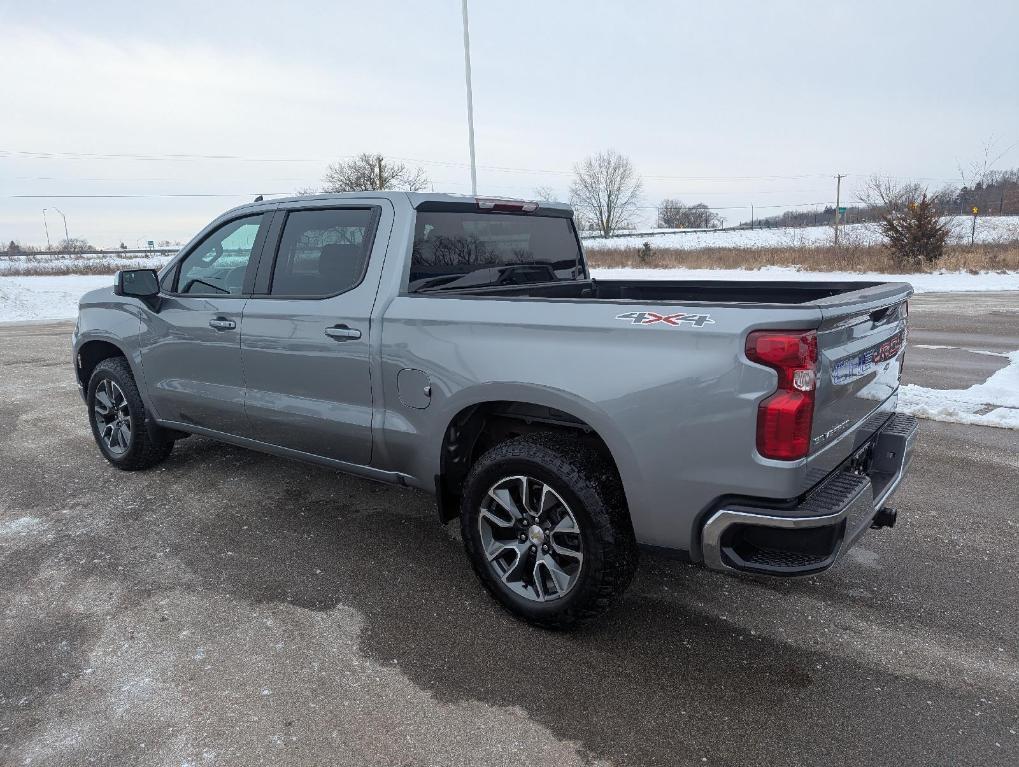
[87,357,173,470]
[460,433,638,629]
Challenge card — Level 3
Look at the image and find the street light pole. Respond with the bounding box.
[42,207,69,248]
[461,0,478,196]
[833,173,845,248]
[52,207,69,244]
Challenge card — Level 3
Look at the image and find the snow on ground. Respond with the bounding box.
[0,516,46,537]
[0,275,115,323]
[1,272,1018,430]
[1,268,1018,324]
[897,349,1019,430]
[589,266,1019,293]
[582,215,1019,250]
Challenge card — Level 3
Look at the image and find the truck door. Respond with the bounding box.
[139,213,270,434]
[239,203,391,466]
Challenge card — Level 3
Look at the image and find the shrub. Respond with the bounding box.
[638,242,654,264]
[879,193,950,268]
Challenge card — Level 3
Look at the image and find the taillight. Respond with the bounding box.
[746,330,818,460]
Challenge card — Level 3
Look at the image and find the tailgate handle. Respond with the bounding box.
[325,325,361,341]
[869,306,893,323]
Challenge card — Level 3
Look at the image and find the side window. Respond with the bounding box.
[175,214,265,296]
[270,208,375,297]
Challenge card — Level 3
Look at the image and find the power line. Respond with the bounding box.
[5,192,857,210]
[6,148,957,183]
[8,193,291,199]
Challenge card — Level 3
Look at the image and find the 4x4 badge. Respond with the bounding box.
[615,311,715,327]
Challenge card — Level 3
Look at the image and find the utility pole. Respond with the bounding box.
[377,155,384,189]
[42,210,51,249]
[833,173,845,247]
[461,0,478,196]
[750,204,754,230]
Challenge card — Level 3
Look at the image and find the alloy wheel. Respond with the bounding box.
[478,475,584,602]
[93,378,132,456]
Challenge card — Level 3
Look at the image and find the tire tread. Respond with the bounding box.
[89,357,173,471]
[460,433,637,629]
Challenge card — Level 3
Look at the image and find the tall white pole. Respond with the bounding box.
[53,207,69,243]
[461,0,478,196]
[833,173,844,247]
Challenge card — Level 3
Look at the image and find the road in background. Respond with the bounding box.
[1,292,1017,766]
[904,291,1018,389]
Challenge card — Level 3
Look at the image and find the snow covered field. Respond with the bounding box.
[0,275,117,323]
[1,270,1016,430]
[590,266,1019,293]
[2,267,1017,324]
[582,215,1019,251]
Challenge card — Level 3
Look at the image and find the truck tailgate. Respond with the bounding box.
[810,282,913,453]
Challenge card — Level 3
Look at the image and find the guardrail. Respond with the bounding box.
[0,248,179,259]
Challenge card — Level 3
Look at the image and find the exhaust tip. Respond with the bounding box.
[871,507,897,530]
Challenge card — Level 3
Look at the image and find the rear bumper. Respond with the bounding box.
[701,413,918,576]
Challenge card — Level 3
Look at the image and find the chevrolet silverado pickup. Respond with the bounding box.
[72,193,917,627]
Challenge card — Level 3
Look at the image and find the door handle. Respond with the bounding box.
[208,318,236,330]
[324,325,362,341]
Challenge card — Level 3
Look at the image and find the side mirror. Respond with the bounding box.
[114,269,160,298]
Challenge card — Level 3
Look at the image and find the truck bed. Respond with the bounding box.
[441,278,885,305]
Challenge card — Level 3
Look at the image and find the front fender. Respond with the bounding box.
[74,292,154,414]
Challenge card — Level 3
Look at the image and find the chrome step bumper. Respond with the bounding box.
[701,413,918,576]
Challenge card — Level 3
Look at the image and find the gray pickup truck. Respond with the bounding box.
[72,193,917,627]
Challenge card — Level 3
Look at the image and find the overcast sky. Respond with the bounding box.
[2,0,1017,246]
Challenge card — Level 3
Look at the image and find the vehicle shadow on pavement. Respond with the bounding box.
[2,427,1010,767]
[146,437,1004,767]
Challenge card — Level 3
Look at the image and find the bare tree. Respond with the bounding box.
[958,136,1013,189]
[569,150,643,236]
[322,153,429,193]
[57,238,92,253]
[657,199,722,229]
[858,175,925,212]
[533,185,558,202]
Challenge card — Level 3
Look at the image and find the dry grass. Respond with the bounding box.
[0,255,170,277]
[4,242,1018,278]
[586,241,1019,274]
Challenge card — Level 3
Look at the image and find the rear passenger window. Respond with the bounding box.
[270,209,375,297]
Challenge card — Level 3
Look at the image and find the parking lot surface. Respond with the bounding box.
[1,292,1017,766]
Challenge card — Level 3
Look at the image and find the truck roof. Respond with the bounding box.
[217,191,573,219]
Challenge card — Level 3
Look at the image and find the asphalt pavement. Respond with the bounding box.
[1,292,1017,766]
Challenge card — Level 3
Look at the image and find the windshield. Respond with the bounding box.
[409,212,584,292]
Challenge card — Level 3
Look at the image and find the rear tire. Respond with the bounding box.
[87,357,173,471]
[460,433,637,629]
